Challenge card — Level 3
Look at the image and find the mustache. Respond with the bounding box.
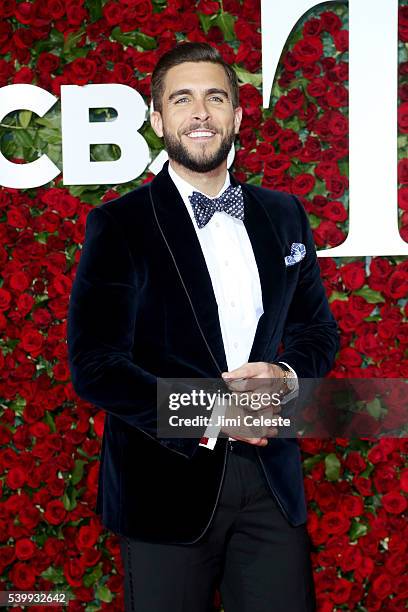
[182,124,218,134]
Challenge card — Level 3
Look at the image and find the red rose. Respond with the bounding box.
[325,174,348,198]
[9,562,36,589]
[332,578,353,604]
[299,136,321,163]
[20,327,44,356]
[307,77,328,98]
[264,154,291,177]
[37,52,60,74]
[44,499,67,525]
[372,574,393,600]
[69,57,97,85]
[341,494,364,517]
[102,1,124,25]
[76,525,99,549]
[326,84,348,108]
[274,95,296,120]
[47,0,65,18]
[321,511,350,535]
[333,29,348,52]
[338,347,363,368]
[293,36,323,64]
[398,158,408,184]
[382,491,407,514]
[323,201,347,222]
[291,173,315,196]
[121,0,153,31]
[197,0,220,14]
[283,50,300,72]
[398,101,408,133]
[0,287,12,311]
[313,220,345,247]
[321,11,342,33]
[340,262,366,290]
[385,270,408,299]
[303,18,322,37]
[6,466,27,489]
[399,6,408,42]
[15,538,36,561]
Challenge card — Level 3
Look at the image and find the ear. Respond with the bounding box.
[150,110,164,138]
[233,106,243,135]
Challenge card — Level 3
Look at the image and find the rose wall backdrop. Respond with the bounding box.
[0,0,407,610]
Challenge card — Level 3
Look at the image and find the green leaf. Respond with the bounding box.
[14,129,34,149]
[90,143,119,162]
[246,174,262,186]
[35,116,61,129]
[349,519,368,541]
[198,12,217,35]
[83,564,103,588]
[366,397,382,419]
[325,453,341,481]
[215,12,235,41]
[19,111,32,129]
[360,465,374,478]
[233,64,262,88]
[353,287,385,303]
[72,459,85,485]
[95,585,113,603]
[41,566,65,584]
[111,27,156,50]
[307,213,321,229]
[329,290,349,302]
[44,410,56,433]
[141,125,163,150]
[303,454,323,472]
[38,127,61,145]
[63,29,86,55]
[88,0,102,22]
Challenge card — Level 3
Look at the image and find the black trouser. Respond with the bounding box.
[119,441,316,612]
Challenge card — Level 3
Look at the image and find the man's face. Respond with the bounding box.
[151,61,242,173]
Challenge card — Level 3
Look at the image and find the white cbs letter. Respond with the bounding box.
[61,84,150,185]
[0,84,60,188]
[261,0,408,256]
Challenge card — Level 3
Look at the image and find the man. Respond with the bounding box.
[67,42,339,611]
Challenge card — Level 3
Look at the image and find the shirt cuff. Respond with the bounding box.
[198,398,226,450]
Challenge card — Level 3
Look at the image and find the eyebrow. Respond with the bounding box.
[168,88,230,102]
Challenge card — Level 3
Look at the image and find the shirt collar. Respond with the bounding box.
[168,161,230,202]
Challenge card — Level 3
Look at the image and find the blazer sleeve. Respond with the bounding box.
[67,205,200,459]
[276,195,340,378]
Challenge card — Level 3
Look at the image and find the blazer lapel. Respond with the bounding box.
[150,161,287,374]
[149,161,228,374]
[230,174,288,362]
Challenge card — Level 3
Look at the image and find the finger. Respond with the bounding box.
[230,436,269,446]
[222,362,265,380]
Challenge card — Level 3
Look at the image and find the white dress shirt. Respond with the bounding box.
[168,163,296,449]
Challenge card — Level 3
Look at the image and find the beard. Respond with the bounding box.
[162,125,235,173]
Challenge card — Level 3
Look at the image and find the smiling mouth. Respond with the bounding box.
[184,130,216,140]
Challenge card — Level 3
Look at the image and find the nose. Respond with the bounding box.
[192,98,210,121]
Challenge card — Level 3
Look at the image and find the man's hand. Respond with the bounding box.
[219,362,288,446]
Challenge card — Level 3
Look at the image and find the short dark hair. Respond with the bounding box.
[151,42,239,113]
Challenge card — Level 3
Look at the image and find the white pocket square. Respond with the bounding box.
[285,243,306,266]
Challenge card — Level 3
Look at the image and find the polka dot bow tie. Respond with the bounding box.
[188,184,244,229]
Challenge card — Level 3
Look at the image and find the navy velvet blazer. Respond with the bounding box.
[67,160,339,543]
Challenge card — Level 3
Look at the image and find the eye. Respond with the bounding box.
[209,95,223,102]
[175,97,190,104]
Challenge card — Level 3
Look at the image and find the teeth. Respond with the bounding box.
[187,131,214,138]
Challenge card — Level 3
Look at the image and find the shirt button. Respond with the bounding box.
[233,342,239,349]
[215,221,220,228]
[230,300,235,307]
[224,260,229,266]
